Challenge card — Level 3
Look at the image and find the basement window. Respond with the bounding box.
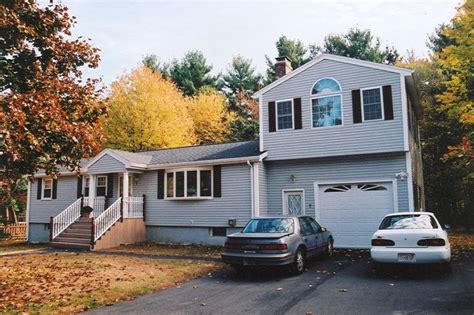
[210,227,227,237]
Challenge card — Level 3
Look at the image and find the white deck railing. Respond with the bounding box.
[51,198,82,239]
[83,196,106,216]
[93,197,122,242]
[124,196,144,218]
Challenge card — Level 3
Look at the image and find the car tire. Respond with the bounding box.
[324,238,334,258]
[290,248,306,275]
[437,262,451,274]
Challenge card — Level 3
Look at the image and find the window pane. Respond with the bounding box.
[312,78,341,95]
[277,101,293,130]
[175,172,185,197]
[187,171,197,197]
[312,96,342,127]
[97,176,107,186]
[166,173,174,198]
[96,187,106,196]
[363,88,382,120]
[44,179,52,189]
[43,188,52,198]
[200,170,212,197]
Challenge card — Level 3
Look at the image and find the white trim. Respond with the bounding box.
[282,189,305,215]
[253,53,413,98]
[164,167,213,200]
[310,94,344,129]
[26,180,31,240]
[147,154,266,170]
[118,174,134,196]
[405,152,415,211]
[310,77,342,96]
[275,99,295,131]
[41,178,53,200]
[400,75,410,151]
[360,86,384,122]
[253,162,260,217]
[248,162,254,218]
[314,178,397,222]
[259,95,264,152]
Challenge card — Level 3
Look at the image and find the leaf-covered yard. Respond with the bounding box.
[0,247,222,314]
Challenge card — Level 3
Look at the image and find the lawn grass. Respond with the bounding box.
[100,241,222,258]
[0,239,46,253]
[0,251,222,314]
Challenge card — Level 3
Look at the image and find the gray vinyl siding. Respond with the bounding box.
[258,162,268,217]
[265,153,409,217]
[88,154,127,174]
[262,59,405,160]
[29,176,79,223]
[135,164,252,227]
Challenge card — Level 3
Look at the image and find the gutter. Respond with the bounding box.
[247,160,255,218]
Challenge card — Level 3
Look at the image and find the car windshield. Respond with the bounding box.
[242,218,294,234]
[379,214,438,230]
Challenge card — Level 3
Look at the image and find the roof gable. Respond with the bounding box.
[253,54,413,98]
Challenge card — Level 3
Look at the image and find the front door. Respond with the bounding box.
[283,190,304,215]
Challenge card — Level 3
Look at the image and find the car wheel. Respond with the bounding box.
[291,248,306,275]
[324,238,334,258]
[437,262,451,274]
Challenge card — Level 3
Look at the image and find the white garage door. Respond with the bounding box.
[317,182,394,248]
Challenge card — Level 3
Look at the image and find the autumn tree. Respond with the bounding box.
[0,0,106,223]
[188,87,235,145]
[311,28,399,64]
[169,51,218,96]
[104,67,195,151]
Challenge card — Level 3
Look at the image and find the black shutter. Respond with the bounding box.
[76,176,83,198]
[157,170,165,199]
[294,98,302,129]
[352,89,362,123]
[107,174,114,198]
[382,85,394,120]
[268,101,276,132]
[37,178,42,200]
[52,179,58,199]
[213,165,222,198]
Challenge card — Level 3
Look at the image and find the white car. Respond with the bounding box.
[370,212,451,266]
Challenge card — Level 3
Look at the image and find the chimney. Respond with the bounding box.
[274,56,292,79]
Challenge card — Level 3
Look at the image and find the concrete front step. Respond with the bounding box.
[54,237,91,245]
[49,242,91,250]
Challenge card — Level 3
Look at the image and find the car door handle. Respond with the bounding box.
[303,237,308,243]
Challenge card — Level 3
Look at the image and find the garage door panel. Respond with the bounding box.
[318,182,393,248]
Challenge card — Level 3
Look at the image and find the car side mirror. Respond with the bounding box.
[320,227,327,232]
[444,224,451,231]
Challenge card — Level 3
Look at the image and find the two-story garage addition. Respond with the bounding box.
[26,54,423,249]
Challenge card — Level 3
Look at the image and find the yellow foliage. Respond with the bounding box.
[104,67,196,151]
[188,87,236,145]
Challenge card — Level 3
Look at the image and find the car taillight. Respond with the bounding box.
[371,239,395,246]
[417,238,446,246]
[224,242,240,250]
[259,244,288,250]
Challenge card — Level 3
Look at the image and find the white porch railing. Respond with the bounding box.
[83,196,106,216]
[124,196,144,218]
[93,197,122,242]
[51,198,82,240]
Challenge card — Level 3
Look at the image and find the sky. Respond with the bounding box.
[53,0,461,85]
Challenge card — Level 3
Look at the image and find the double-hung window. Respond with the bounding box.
[96,176,107,197]
[166,168,213,199]
[42,178,53,200]
[276,100,293,130]
[311,78,343,128]
[361,87,383,121]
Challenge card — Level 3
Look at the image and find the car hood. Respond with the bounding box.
[227,232,291,239]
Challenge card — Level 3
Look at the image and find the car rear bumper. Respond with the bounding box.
[370,246,451,264]
[221,251,294,266]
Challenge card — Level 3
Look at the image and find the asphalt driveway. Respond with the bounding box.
[88,249,474,315]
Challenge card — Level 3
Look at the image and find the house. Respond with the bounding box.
[26,54,424,249]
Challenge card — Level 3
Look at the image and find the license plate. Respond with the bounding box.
[398,253,416,262]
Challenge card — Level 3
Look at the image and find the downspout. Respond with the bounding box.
[247,161,254,218]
